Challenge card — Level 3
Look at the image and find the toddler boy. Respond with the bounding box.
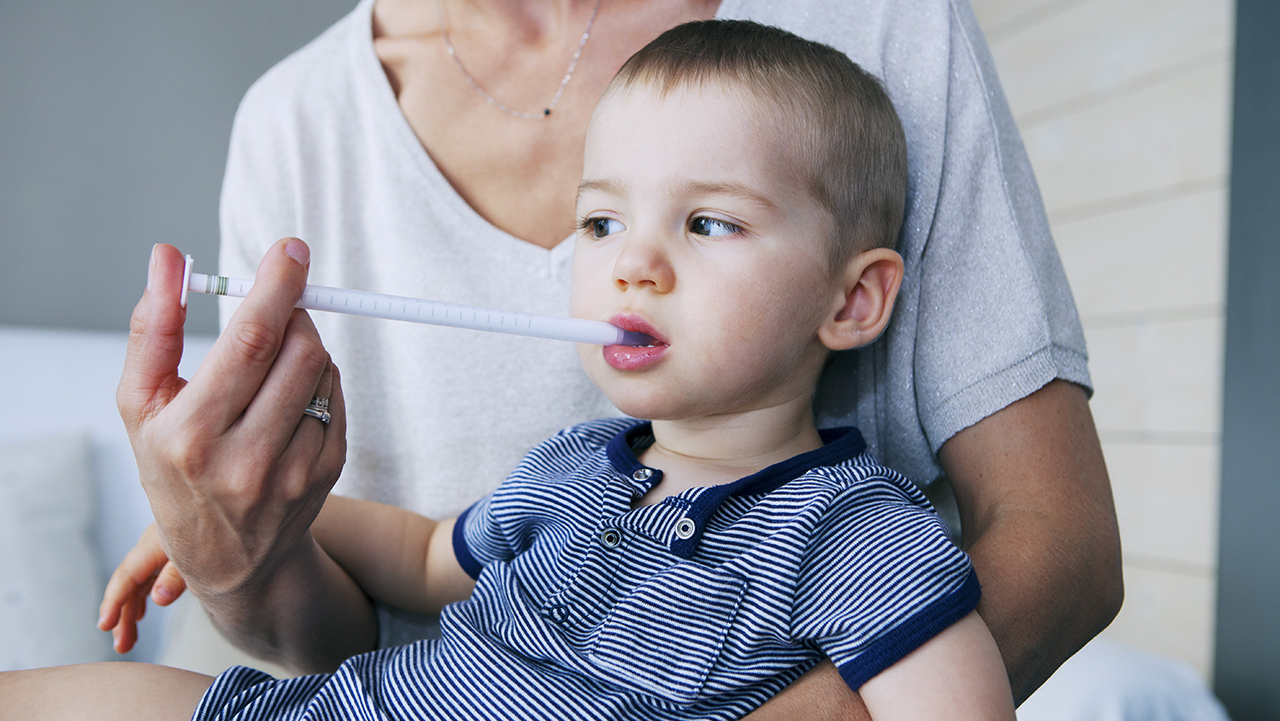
[100,19,1013,721]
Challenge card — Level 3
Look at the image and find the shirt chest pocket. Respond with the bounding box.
[587,562,747,704]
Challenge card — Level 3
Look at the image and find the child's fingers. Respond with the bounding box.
[100,525,170,630]
[99,575,130,631]
[151,560,187,606]
[111,593,142,654]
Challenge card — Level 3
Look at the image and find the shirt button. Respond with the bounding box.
[632,468,654,481]
[675,518,696,539]
[600,528,622,548]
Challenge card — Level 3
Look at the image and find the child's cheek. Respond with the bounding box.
[569,252,611,319]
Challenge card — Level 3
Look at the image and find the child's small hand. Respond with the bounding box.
[97,523,187,654]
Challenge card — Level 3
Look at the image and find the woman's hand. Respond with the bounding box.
[98,523,186,654]
[116,240,375,672]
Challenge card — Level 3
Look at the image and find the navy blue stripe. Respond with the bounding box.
[836,568,983,691]
[604,419,654,476]
[671,427,866,558]
[607,422,865,499]
[732,427,866,497]
[453,503,483,580]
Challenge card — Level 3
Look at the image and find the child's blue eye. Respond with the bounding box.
[585,217,624,238]
[690,217,740,237]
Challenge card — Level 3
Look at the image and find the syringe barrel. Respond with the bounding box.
[187,272,625,345]
[298,284,623,345]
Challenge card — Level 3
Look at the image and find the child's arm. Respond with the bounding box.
[310,495,476,615]
[99,496,477,653]
[858,611,1014,721]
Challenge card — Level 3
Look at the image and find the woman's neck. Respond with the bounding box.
[375,0,600,38]
[447,0,602,40]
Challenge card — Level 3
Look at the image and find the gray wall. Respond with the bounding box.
[1,1,358,335]
[1214,0,1280,717]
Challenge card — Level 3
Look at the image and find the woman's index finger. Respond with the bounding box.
[178,238,312,433]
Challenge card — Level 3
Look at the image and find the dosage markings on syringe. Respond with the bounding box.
[183,258,641,346]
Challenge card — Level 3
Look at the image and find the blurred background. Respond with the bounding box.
[2,0,1276,718]
[0,0,355,334]
[974,0,1231,680]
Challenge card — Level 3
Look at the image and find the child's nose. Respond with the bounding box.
[612,235,675,293]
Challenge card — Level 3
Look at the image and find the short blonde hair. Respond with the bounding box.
[609,20,908,263]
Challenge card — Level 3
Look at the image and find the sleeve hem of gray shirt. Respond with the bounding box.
[924,344,1093,455]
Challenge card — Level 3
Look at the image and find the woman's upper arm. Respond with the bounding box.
[939,379,1123,701]
[859,611,1014,721]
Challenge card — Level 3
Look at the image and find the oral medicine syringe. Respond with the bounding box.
[180,256,654,347]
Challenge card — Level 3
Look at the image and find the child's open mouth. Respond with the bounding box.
[603,341,668,370]
[605,314,668,370]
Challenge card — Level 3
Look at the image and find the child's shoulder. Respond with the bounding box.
[818,449,931,506]
[795,445,951,548]
[790,448,974,633]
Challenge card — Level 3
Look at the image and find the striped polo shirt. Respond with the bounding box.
[193,418,979,721]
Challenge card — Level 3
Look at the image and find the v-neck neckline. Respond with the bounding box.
[349,0,742,267]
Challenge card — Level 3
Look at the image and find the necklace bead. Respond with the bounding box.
[437,0,604,120]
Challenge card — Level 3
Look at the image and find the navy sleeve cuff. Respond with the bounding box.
[836,569,982,692]
[453,504,484,580]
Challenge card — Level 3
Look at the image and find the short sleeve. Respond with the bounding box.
[903,0,1091,451]
[791,479,980,692]
[732,0,1095,483]
[452,493,512,580]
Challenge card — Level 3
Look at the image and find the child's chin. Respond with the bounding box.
[604,394,685,422]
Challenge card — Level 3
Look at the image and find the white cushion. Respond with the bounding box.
[1019,637,1230,721]
[0,433,114,669]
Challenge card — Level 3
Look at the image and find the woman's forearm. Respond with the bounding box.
[198,532,378,676]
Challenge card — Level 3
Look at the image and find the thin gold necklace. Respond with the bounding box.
[436,0,604,119]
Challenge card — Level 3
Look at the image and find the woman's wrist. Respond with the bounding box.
[198,531,378,674]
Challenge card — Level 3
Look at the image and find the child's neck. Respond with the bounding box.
[633,397,823,508]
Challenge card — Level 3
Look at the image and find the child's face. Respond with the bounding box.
[571,82,846,421]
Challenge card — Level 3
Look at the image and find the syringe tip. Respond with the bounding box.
[617,330,658,347]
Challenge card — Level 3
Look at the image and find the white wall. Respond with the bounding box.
[970,0,1235,679]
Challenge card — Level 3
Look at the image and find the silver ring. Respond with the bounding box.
[303,397,331,424]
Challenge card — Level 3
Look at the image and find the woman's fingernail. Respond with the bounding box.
[153,586,173,604]
[284,239,310,267]
[147,245,158,292]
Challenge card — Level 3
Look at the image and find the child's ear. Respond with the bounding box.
[818,247,904,351]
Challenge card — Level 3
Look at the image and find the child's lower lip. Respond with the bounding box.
[603,343,668,370]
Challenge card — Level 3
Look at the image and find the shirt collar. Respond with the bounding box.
[605,420,868,558]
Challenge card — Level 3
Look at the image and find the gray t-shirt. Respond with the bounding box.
[219,0,1090,521]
